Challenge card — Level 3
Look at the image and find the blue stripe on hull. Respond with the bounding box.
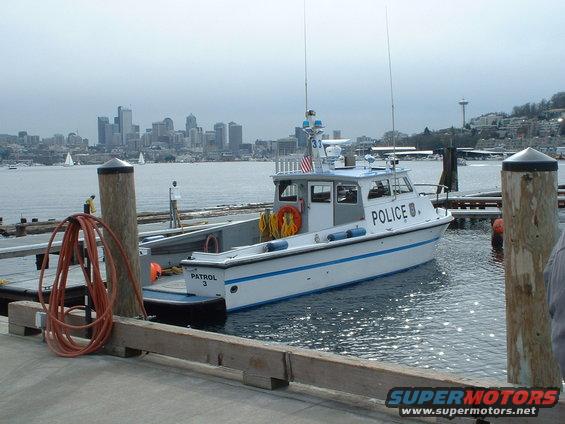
[225,236,440,286]
[228,260,433,312]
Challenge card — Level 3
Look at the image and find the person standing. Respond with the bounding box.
[84,195,96,214]
[169,181,182,228]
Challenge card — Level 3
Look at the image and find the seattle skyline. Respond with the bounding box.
[1,0,563,142]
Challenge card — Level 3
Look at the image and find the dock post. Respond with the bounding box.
[15,223,27,237]
[443,146,458,192]
[501,147,561,386]
[437,146,458,193]
[97,158,142,318]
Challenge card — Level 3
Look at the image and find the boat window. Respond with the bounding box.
[368,180,391,199]
[278,180,297,202]
[310,184,332,203]
[392,177,413,195]
[336,184,358,204]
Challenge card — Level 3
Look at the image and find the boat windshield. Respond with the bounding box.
[278,180,297,202]
[392,177,413,195]
[368,180,391,199]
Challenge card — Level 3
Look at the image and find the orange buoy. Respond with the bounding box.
[492,218,504,235]
[150,262,162,283]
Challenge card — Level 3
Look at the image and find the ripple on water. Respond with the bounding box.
[201,220,507,379]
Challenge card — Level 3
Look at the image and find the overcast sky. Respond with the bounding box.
[1,0,563,143]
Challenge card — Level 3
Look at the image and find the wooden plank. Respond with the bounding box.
[450,210,502,219]
[110,316,290,379]
[0,222,220,260]
[8,301,290,380]
[285,347,493,401]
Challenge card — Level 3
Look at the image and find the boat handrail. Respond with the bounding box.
[413,183,449,216]
[275,157,300,174]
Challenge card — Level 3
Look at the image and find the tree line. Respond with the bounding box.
[511,92,565,118]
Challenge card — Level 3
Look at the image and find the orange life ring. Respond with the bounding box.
[276,205,302,232]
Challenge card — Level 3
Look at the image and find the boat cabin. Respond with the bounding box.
[272,165,432,235]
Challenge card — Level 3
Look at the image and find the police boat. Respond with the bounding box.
[141,110,451,317]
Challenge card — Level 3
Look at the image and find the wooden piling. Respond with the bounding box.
[501,147,561,386]
[437,146,458,193]
[444,146,458,192]
[97,158,142,318]
[15,223,27,237]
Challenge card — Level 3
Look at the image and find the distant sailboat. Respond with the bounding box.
[64,152,74,167]
[138,152,146,165]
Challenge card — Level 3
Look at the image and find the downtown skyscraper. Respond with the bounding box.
[214,122,227,150]
[228,121,242,155]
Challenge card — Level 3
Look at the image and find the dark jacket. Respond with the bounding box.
[544,230,565,380]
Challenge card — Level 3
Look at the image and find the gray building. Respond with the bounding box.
[214,122,227,150]
[294,126,307,148]
[277,136,298,155]
[163,117,174,133]
[228,121,243,155]
[152,121,167,144]
[205,130,216,152]
[333,130,342,139]
[104,123,120,148]
[189,127,204,148]
[118,106,132,144]
[97,117,109,146]
[186,114,197,134]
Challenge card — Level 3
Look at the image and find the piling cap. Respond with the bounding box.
[502,147,557,172]
[97,157,134,175]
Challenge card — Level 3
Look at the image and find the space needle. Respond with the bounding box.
[459,98,469,128]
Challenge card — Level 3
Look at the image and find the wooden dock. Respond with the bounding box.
[0,202,270,237]
[0,220,244,260]
[0,314,420,424]
[7,301,565,423]
[0,218,248,316]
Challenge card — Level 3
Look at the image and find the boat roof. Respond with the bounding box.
[272,166,408,182]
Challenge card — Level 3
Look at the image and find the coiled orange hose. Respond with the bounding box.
[37,213,147,357]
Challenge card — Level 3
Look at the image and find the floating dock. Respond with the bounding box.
[0,219,240,322]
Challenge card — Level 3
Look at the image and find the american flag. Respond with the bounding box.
[300,155,313,173]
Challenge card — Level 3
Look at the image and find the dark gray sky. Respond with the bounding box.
[1,0,563,143]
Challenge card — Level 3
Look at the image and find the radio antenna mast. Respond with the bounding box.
[303,0,309,116]
[385,7,397,191]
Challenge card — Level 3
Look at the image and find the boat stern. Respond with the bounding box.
[182,262,226,299]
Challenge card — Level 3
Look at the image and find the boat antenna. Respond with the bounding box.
[303,0,309,116]
[385,7,397,193]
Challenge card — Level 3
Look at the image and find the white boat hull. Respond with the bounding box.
[183,222,448,311]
